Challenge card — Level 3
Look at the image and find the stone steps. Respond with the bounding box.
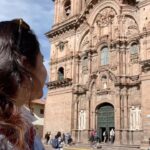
[70,143,140,150]
[100,144,140,150]
[44,143,141,150]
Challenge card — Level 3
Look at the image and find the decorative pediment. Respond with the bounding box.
[96,7,116,27]
[98,66,117,82]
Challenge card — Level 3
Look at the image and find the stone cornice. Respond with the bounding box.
[50,48,97,65]
[45,16,78,38]
[47,78,72,90]
[50,52,73,65]
[115,75,140,87]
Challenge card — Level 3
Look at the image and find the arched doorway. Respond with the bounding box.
[96,103,114,142]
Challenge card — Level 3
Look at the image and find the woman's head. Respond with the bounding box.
[56,131,61,138]
[0,18,47,149]
[0,19,47,106]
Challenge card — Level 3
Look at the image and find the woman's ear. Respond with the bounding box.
[19,56,31,69]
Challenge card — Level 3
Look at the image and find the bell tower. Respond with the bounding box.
[53,0,85,24]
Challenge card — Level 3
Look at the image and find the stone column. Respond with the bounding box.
[72,96,79,142]
[140,72,150,149]
[122,44,127,75]
[114,87,121,145]
[57,0,61,23]
[72,0,81,16]
[54,0,58,24]
[122,87,129,144]
[81,0,86,10]
[73,56,80,84]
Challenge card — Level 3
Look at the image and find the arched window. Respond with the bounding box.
[58,67,64,80]
[130,43,138,55]
[64,0,71,17]
[101,46,109,65]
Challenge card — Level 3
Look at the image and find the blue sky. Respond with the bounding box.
[0,0,54,98]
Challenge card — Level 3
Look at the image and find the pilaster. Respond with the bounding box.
[114,87,121,145]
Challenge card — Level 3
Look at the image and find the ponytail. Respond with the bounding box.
[0,92,27,149]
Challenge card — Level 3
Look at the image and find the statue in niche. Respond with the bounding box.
[114,27,119,38]
[82,55,88,74]
[101,76,107,89]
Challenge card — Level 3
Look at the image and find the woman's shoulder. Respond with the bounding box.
[0,134,13,150]
[34,135,45,150]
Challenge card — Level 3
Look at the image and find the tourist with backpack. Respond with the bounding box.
[51,131,63,150]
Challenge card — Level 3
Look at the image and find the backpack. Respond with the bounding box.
[51,138,58,148]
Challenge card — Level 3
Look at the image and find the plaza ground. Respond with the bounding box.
[44,143,141,150]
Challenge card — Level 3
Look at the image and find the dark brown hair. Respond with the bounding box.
[0,19,40,149]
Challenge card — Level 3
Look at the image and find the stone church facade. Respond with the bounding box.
[44,0,150,149]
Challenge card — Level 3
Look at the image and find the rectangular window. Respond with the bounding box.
[40,109,44,114]
[101,47,109,65]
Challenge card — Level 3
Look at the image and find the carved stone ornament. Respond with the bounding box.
[115,75,140,87]
[73,84,87,95]
[96,7,116,27]
[97,88,111,95]
[81,36,90,50]
[47,78,72,90]
[125,17,139,36]
[140,59,150,73]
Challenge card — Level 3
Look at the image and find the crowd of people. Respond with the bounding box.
[45,131,73,150]
[45,129,115,149]
[89,128,115,145]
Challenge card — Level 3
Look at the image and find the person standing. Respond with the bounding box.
[52,131,64,150]
[89,130,94,145]
[110,128,115,143]
[103,130,108,143]
[45,132,50,144]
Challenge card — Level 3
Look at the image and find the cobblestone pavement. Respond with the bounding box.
[44,143,141,150]
[44,144,91,150]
